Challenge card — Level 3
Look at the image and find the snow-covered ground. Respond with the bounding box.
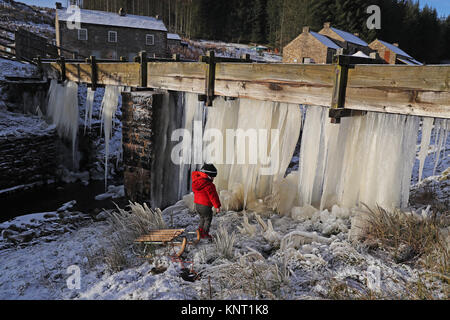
[0,162,448,300]
[0,58,37,81]
[175,39,282,63]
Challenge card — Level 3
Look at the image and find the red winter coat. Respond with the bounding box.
[191,171,221,209]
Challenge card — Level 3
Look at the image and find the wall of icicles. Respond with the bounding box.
[47,80,127,189]
[179,93,449,214]
[46,81,448,213]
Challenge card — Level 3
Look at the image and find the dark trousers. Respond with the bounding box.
[195,203,213,233]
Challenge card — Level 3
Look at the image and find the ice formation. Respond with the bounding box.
[99,85,123,189]
[417,118,434,182]
[298,107,420,210]
[432,119,449,176]
[46,79,79,164]
[83,87,95,133]
[201,97,302,214]
[177,93,205,198]
[179,95,434,214]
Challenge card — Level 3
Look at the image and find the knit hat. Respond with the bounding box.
[201,163,218,177]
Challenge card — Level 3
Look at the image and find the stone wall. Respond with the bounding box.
[1,81,49,115]
[0,112,58,193]
[57,22,168,60]
[121,90,184,209]
[121,91,158,204]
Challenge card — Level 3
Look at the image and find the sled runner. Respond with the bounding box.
[134,228,201,258]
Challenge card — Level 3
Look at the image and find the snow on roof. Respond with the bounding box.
[310,31,341,49]
[330,27,368,46]
[352,50,370,58]
[167,33,181,40]
[377,39,413,59]
[57,8,167,32]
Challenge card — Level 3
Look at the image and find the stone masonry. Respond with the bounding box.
[121,91,162,204]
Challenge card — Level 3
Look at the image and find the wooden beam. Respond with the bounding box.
[214,63,335,107]
[345,65,450,118]
[41,61,450,119]
[147,62,207,94]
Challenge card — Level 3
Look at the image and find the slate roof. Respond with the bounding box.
[310,31,341,49]
[57,8,167,32]
[330,27,368,46]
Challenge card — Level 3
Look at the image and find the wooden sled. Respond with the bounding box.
[134,228,201,258]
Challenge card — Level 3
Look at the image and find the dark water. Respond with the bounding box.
[0,180,128,222]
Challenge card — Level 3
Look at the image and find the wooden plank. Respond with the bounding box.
[214,63,335,107]
[348,65,449,92]
[47,62,141,87]
[346,65,450,118]
[147,62,207,94]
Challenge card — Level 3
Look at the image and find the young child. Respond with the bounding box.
[191,164,221,239]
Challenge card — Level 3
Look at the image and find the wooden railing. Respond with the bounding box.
[40,53,450,120]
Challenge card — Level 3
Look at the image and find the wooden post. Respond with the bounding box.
[139,51,148,88]
[330,55,378,123]
[330,57,349,124]
[86,55,98,90]
[57,56,66,83]
[200,50,216,106]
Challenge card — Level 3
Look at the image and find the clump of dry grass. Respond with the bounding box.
[104,234,130,273]
[409,184,449,215]
[100,202,166,271]
[362,204,448,266]
[360,203,449,295]
[107,201,166,241]
[202,249,291,299]
[213,225,236,260]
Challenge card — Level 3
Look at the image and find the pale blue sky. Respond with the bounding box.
[16,0,450,18]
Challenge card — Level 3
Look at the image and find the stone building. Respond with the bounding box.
[55,4,168,60]
[318,22,371,55]
[368,39,422,65]
[283,26,341,64]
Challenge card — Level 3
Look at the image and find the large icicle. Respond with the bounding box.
[178,93,205,198]
[298,106,327,207]
[100,85,122,190]
[417,117,434,182]
[46,80,79,166]
[432,119,449,176]
[83,87,95,133]
[198,96,301,213]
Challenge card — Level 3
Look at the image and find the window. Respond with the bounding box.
[108,31,117,43]
[78,28,88,41]
[146,34,154,46]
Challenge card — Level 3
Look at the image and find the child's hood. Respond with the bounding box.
[192,171,213,191]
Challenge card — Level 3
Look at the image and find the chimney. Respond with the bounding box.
[118,7,126,16]
[324,22,331,28]
[56,2,62,9]
[393,43,399,47]
[302,26,310,33]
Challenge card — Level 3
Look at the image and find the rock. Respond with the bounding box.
[57,200,77,212]
[1,228,19,240]
[94,211,109,221]
[9,230,36,243]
